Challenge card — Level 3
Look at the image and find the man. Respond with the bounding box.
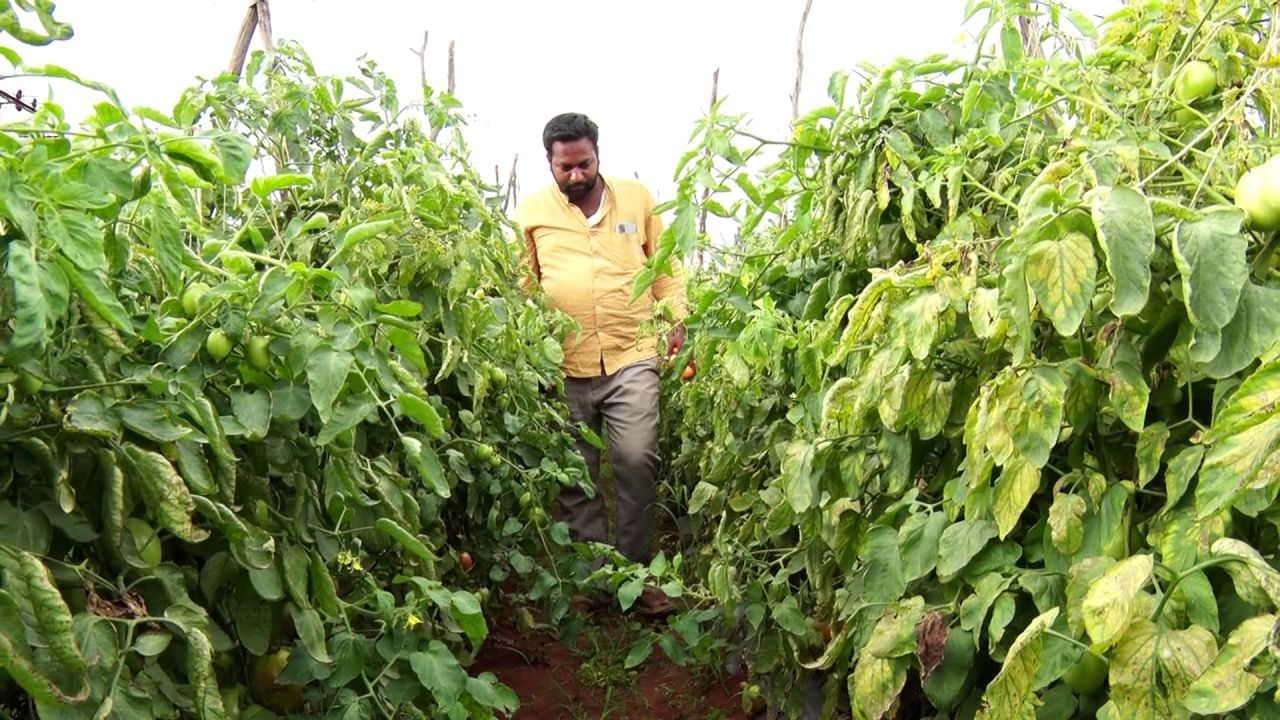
[514,112,688,617]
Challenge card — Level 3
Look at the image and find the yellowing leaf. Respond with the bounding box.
[975,608,1059,720]
[1083,554,1152,649]
[865,596,926,658]
[1108,619,1215,720]
[1011,366,1066,468]
[1210,538,1280,609]
[1196,360,1280,519]
[994,456,1040,540]
[1026,232,1097,337]
[820,377,860,434]
[849,654,908,720]
[1181,614,1277,714]
[969,287,1002,340]
[1048,492,1086,556]
[1135,422,1169,489]
[916,374,954,440]
[1107,337,1149,433]
[782,440,818,513]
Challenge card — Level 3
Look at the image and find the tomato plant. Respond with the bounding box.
[653,0,1280,718]
[0,3,619,718]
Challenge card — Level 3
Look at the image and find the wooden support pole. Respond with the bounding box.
[791,0,815,122]
[255,0,274,51]
[411,32,429,90]
[227,1,273,78]
[227,2,259,77]
[504,154,519,213]
[447,40,456,95]
[698,68,720,268]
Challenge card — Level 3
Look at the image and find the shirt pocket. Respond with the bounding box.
[600,222,646,270]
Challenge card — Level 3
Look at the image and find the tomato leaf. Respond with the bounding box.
[994,456,1040,540]
[1090,186,1154,317]
[975,608,1059,720]
[781,440,817,513]
[1181,614,1276,715]
[5,240,47,350]
[305,347,353,422]
[849,655,908,720]
[1196,360,1280,519]
[401,436,450,499]
[937,519,998,581]
[1107,619,1215,718]
[1026,232,1097,337]
[409,641,466,705]
[1172,209,1248,333]
[399,394,445,438]
[1082,554,1152,650]
[1201,283,1280,379]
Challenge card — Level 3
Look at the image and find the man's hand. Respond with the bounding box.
[665,321,687,360]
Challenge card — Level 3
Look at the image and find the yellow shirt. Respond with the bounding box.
[515,176,688,378]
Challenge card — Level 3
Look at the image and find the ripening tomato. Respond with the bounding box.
[459,551,474,573]
[682,362,697,381]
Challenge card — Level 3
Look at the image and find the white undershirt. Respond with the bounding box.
[585,188,608,226]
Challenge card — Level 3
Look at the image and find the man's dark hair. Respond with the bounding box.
[542,112,599,156]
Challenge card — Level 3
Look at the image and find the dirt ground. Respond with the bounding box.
[472,605,752,720]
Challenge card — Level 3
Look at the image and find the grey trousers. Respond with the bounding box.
[561,358,661,563]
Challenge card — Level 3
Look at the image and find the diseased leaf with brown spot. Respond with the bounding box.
[916,611,949,679]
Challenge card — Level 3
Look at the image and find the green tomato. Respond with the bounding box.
[206,330,233,362]
[1102,508,1130,560]
[488,365,508,388]
[1235,167,1280,231]
[125,518,162,567]
[182,282,211,317]
[474,443,495,462]
[1062,650,1108,695]
[247,335,272,371]
[1174,61,1216,104]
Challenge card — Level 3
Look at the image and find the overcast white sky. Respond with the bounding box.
[7,0,1117,203]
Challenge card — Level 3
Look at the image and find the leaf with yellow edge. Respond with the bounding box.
[1082,554,1152,650]
[849,654,908,720]
[975,608,1059,720]
[1182,614,1276,715]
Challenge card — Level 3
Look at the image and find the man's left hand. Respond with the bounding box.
[666,322,687,360]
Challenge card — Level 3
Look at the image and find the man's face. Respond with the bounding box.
[549,137,599,201]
